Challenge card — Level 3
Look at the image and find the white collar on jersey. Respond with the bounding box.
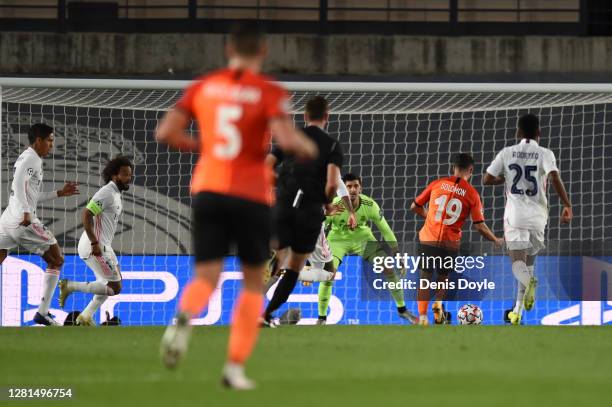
[519,138,539,146]
[108,181,120,193]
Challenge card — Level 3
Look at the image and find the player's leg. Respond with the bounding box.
[299,225,334,283]
[431,246,457,325]
[363,241,415,323]
[523,229,544,311]
[223,197,271,390]
[36,243,63,326]
[318,240,349,323]
[161,192,228,369]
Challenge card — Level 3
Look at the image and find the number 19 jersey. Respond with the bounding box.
[486,139,558,230]
[176,68,289,205]
[414,176,485,246]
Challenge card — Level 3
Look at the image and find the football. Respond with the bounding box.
[457,304,483,325]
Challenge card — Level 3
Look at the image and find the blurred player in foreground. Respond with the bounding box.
[0,123,79,326]
[58,156,133,325]
[321,173,417,324]
[411,153,503,325]
[155,24,316,389]
[484,114,572,325]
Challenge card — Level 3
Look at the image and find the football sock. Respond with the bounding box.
[264,269,298,316]
[178,278,214,317]
[81,294,108,319]
[263,274,280,294]
[299,267,332,282]
[384,272,405,308]
[511,260,531,286]
[37,268,60,315]
[67,280,113,295]
[318,280,333,317]
[527,265,535,278]
[513,283,526,314]
[418,300,429,316]
[228,289,264,364]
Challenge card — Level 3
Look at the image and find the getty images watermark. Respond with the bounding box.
[370,252,496,292]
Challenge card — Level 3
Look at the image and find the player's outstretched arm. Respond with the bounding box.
[269,117,318,161]
[483,172,505,185]
[155,109,199,152]
[410,201,427,219]
[39,182,79,202]
[473,222,504,248]
[549,171,573,224]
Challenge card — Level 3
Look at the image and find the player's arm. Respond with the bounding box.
[549,171,572,223]
[370,202,398,249]
[12,156,35,225]
[83,198,105,256]
[483,151,505,185]
[155,108,198,152]
[269,117,317,161]
[39,182,80,202]
[411,181,433,219]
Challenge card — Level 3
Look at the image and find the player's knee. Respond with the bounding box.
[50,254,64,269]
[107,281,121,295]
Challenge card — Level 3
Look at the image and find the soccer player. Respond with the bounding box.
[58,156,133,326]
[262,96,346,326]
[0,123,79,326]
[155,24,317,389]
[484,113,572,325]
[320,173,418,324]
[411,153,503,325]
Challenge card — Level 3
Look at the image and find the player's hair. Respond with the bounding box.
[452,153,475,170]
[343,173,362,185]
[103,155,134,184]
[518,113,540,139]
[305,96,329,121]
[28,123,53,144]
[229,22,265,57]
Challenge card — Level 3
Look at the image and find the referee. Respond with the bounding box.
[263,96,343,325]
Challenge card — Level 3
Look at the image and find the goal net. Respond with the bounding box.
[1,79,610,326]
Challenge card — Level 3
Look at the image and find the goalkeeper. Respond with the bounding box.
[317,173,417,324]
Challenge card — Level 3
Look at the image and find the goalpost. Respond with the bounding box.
[1,78,610,326]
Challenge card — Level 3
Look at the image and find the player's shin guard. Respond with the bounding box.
[38,268,60,315]
[384,272,405,308]
[228,290,264,364]
[67,280,113,295]
[318,281,333,317]
[511,260,530,286]
[299,267,332,282]
[178,278,214,317]
[264,269,298,318]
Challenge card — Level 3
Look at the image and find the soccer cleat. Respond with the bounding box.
[259,315,278,328]
[33,312,60,326]
[160,312,192,369]
[508,311,521,325]
[316,317,327,326]
[397,309,419,324]
[221,363,256,390]
[524,277,538,311]
[58,279,71,308]
[76,313,95,326]
[432,301,447,324]
[418,315,429,326]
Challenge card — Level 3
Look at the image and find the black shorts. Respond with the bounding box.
[418,242,458,275]
[192,192,271,265]
[276,200,324,254]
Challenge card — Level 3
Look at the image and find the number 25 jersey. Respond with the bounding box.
[176,68,289,205]
[486,139,558,230]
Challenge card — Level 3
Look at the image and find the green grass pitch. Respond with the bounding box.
[1,326,611,406]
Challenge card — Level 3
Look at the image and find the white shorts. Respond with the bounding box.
[307,224,332,268]
[504,219,545,256]
[78,235,121,282]
[0,218,57,255]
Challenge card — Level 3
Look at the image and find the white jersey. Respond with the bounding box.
[1,147,57,225]
[486,139,558,230]
[79,181,123,248]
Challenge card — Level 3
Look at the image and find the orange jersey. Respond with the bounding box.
[414,176,485,246]
[176,68,289,205]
